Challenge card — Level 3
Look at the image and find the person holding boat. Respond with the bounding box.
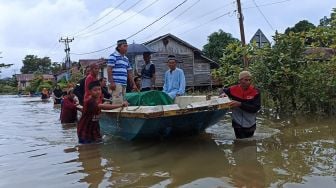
[52,85,63,104]
[60,88,81,124]
[74,66,90,106]
[162,55,186,99]
[99,77,112,101]
[41,88,49,100]
[220,71,261,139]
[77,80,128,144]
[107,39,138,104]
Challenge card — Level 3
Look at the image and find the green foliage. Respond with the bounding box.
[202,29,239,62]
[28,74,44,92]
[37,81,52,92]
[0,63,13,73]
[50,62,63,75]
[0,84,16,94]
[20,55,53,74]
[285,20,316,34]
[213,8,336,117]
[69,71,83,85]
[212,41,248,87]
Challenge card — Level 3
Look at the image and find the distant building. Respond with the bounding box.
[16,74,54,90]
[303,47,336,61]
[250,29,271,48]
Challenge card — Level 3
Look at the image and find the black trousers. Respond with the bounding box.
[232,121,256,139]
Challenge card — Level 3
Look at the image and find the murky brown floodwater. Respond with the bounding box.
[0,95,335,188]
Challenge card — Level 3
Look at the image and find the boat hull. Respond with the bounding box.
[100,109,227,140]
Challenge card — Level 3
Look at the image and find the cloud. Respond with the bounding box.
[0,0,335,78]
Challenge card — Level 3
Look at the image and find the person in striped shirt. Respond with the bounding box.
[107,39,137,104]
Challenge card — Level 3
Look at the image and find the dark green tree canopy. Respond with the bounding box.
[20,55,52,74]
[0,63,13,73]
[202,29,239,62]
[285,20,316,34]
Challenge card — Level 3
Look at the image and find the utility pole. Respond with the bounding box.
[59,37,74,81]
[236,0,248,68]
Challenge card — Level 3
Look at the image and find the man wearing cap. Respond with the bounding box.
[138,52,156,91]
[220,71,261,139]
[107,39,137,104]
[162,55,186,99]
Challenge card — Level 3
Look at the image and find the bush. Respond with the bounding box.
[0,84,17,94]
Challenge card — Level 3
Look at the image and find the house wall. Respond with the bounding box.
[194,57,211,86]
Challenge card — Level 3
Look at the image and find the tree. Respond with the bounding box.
[20,55,52,74]
[285,20,316,34]
[319,8,336,27]
[50,62,63,75]
[0,63,13,73]
[202,29,239,62]
[213,8,336,116]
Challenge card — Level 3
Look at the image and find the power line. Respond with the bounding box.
[72,0,128,37]
[78,0,160,39]
[243,0,291,10]
[155,0,236,38]
[71,0,189,56]
[76,0,144,37]
[252,0,275,31]
[173,0,289,36]
[179,11,234,35]
[143,0,201,41]
[125,0,188,40]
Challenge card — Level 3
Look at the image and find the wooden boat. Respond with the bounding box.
[100,96,231,140]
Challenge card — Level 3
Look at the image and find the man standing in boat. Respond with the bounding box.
[138,52,156,91]
[107,39,138,104]
[220,71,261,139]
[162,55,186,99]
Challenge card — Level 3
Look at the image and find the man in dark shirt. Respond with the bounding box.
[73,66,90,105]
[99,77,112,100]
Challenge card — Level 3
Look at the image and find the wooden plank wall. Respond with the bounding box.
[194,57,211,86]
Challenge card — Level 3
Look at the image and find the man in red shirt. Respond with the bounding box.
[84,63,100,103]
[220,71,261,139]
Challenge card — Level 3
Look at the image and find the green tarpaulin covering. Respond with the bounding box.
[125,91,174,106]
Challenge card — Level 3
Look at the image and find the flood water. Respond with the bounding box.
[0,95,335,188]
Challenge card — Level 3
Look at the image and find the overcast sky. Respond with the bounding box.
[0,0,334,78]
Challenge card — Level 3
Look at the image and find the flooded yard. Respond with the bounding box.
[0,95,335,187]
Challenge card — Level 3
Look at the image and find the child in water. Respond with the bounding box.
[77,80,128,144]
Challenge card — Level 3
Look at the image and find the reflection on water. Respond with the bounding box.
[0,96,335,188]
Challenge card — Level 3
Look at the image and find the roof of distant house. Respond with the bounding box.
[15,74,54,82]
[304,47,336,60]
[79,58,107,68]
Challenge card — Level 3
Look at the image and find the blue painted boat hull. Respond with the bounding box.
[100,109,227,140]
